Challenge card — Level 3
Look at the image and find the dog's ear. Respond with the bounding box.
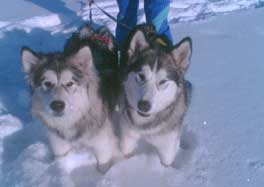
[128,30,149,57]
[171,37,192,75]
[71,46,93,71]
[21,47,40,74]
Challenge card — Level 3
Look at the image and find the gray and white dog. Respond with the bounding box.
[119,25,192,166]
[21,25,119,172]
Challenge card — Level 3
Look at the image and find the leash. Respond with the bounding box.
[88,0,131,31]
[88,0,93,23]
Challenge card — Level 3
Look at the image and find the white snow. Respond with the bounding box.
[0,21,10,29]
[0,0,264,187]
[0,15,61,35]
[0,114,23,139]
[20,15,61,30]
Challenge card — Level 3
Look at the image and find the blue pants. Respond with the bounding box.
[116,0,172,48]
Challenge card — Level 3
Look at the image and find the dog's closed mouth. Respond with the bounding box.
[137,111,151,117]
[52,112,64,117]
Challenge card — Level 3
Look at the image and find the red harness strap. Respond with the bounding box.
[88,34,110,46]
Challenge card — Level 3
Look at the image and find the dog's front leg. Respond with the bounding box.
[91,127,118,173]
[147,131,180,167]
[48,132,72,157]
[120,128,140,158]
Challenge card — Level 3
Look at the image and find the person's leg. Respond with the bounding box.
[116,0,139,48]
[144,0,173,45]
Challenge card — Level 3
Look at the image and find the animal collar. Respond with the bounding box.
[88,34,110,46]
[155,38,167,47]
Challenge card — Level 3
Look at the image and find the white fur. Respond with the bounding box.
[48,118,120,168]
[21,49,39,74]
[171,40,192,73]
[128,30,149,57]
[145,131,180,166]
[120,124,140,156]
[31,70,90,140]
[30,65,119,172]
[121,62,182,166]
[120,115,181,166]
[48,132,72,156]
[124,64,178,125]
[80,120,119,165]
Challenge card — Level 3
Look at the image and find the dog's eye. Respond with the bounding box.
[44,81,53,88]
[137,73,146,83]
[159,80,167,85]
[66,81,74,87]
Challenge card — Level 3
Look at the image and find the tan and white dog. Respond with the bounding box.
[21,25,119,173]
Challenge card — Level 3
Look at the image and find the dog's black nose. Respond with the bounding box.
[50,100,65,113]
[138,100,151,112]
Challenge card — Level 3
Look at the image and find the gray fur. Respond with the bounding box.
[21,40,119,173]
[119,27,193,166]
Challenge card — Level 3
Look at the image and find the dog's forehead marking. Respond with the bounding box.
[142,56,158,70]
[59,70,74,83]
[156,69,168,79]
[43,70,58,82]
[141,64,153,80]
[143,50,158,70]
[153,58,158,72]
[141,65,151,73]
[143,55,174,83]
[143,58,159,80]
[146,66,169,82]
[60,70,73,79]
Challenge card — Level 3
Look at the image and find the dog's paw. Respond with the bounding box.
[97,160,114,174]
[158,149,177,167]
[123,152,136,159]
[120,144,137,159]
[171,145,196,169]
[160,159,175,168]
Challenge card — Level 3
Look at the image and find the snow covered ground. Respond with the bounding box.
[0,0,264,187]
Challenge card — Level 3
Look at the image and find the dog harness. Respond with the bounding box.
[88,34,111,46]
